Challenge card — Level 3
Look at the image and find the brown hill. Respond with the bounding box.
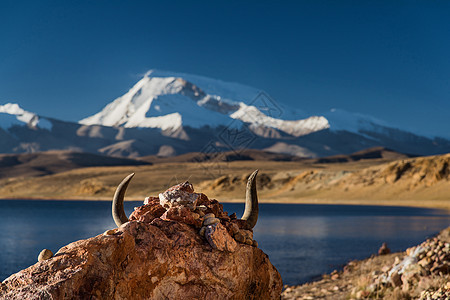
[140,149,302,164]
[313,146,414,163]
[141,147,412,165]
[198,153,450,208]
[0,151,150,179]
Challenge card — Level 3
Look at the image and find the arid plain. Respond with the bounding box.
[0,149,448,210]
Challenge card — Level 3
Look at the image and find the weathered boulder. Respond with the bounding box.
[1,171,282,299]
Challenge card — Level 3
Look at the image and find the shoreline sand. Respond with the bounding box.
[1,197,449,211]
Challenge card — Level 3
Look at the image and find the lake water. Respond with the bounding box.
[0,200,448,285]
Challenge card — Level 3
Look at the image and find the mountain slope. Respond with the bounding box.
[1,71,449,158]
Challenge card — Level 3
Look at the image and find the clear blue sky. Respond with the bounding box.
[1,1,449,138]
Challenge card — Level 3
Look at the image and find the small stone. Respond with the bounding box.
[234,232,245,243]
[199,227,206,237]
[103,229,116,236]
[418,257,431,267]
[204,213,215,219]
[430,263,449,274]
[38,249,53,262]
[191,213,200,220]
[240,229,253,240]
[161,206,202,227]
[331,273,339,280]
[378,242,391,255]
[406,247,413,256]
[245,238,253,245]
[159,181,199,210]
[252,240,258,247]
[229,223,240,235]
[204,223,237,252]
[390,271,402,287]
[203,217,220,226]
[196,205,207,211]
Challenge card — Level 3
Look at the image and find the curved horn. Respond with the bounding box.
[241,170,259,229]
[112,173,135,227]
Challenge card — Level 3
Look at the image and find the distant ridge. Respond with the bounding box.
[313,147,415,163]
[0,151,150,179]
[140,149,304,164]
[140,147,413,164]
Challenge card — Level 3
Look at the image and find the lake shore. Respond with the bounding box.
[282,227,450,299]
[1,196,449,211]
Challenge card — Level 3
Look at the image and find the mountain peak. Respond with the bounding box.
[0,103,52,130]
[79,71,328,137]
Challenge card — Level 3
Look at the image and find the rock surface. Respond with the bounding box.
[1,183,282,299]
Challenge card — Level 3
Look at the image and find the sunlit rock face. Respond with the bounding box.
[0,182,282,299]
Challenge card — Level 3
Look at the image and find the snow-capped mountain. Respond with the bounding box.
[0,103,52,130]
[80,70,328,137]
[1,71,449,158]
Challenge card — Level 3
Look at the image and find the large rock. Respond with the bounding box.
[0,180,282,299]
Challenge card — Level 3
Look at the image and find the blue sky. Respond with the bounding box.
[1,1,449,138]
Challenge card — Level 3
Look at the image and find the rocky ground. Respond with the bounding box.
[282,227,450,300]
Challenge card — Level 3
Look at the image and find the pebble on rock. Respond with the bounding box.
[196,205,207,211]
[103,229,116,236]
[203,213,215,219]
[38,249,53,262]
[203,217,220,226]
[199,227,206,237]
[234,232,245,243]
[390,271,402,287]
[378,242,391,255]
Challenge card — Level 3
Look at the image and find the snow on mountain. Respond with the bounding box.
[0,103,52,130]
[323,108,391,133]
[146,70,260,104]
[231,103,329,137]
[320,108,418,141]
[79,71,327,137]
[79,76,236,131]
[142,70,310,121]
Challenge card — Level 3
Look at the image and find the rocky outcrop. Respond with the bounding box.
[281,227,450,300]
[0,174,282,299]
